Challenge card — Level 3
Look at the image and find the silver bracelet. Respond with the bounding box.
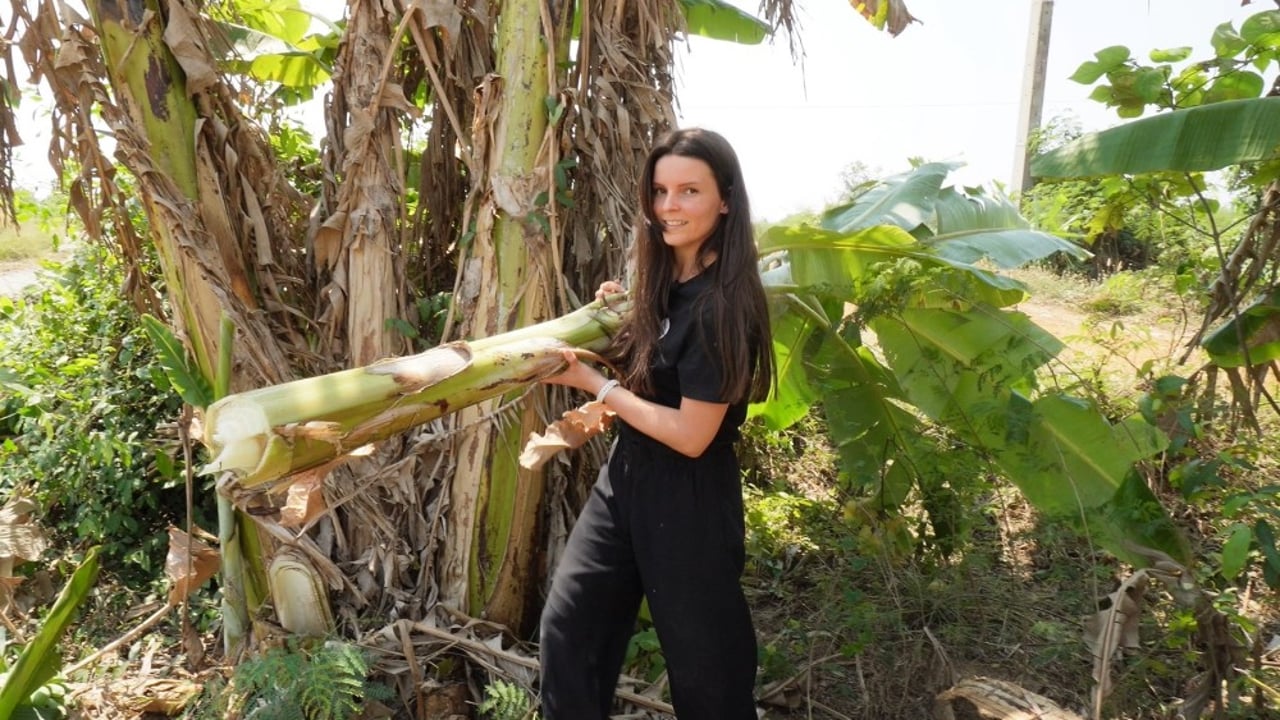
[596,379,621,404]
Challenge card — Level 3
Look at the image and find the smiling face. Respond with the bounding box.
[651,154,727,265]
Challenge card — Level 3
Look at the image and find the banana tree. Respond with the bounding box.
[757,162,1189,566]
[206,162,1192,570]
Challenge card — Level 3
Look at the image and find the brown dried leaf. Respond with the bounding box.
[280,473,328,528]
[936,677,1084,720]
[165,527,220,605]
[520,401,615,470]
[162,0,219,94]
[0,497,48,563]
[850,0,920,37]
[1083,571,1149,710]
[111,677,202,714]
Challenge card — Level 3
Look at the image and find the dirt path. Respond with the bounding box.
[0,260,38,297]
[1016,296,1202,378]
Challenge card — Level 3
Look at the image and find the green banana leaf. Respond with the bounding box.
[814,323,922,508]
[822,162,956,234]
[928,187,1090,268]
[573,0,769,44]
[1201,288,1280,368]
[0,548,101,718]
[872,306,1060,420]
[751,292,827,430]
[1031,96,1280,178]
[204,0,336,91]
[872,308,1186,566]
[679,0,770,44]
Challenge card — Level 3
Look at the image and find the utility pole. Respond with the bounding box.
[1012,0,1054,193]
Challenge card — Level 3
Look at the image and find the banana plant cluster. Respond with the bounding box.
[753,162,1189,567]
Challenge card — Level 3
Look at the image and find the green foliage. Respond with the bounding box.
[1020,116,1212,281]
[1082,271,1148,315]
[225,639,391,720]
[1035,9,1280,183]
[477,679,537,720]
[623,625,667,685]
[1135,370,1280,593]
[0,547,99,720]
[1034,97,1280,178]
[1028,11,1278,302]
[1032,8,1280,601]
[1065,10,1280,117]
[268,122,322,197]
[678,0,767,43]
[1200,287,1280,367]
[0,246,187,577]
[744,486,828,581]
[141,314,213,408]
[206,0,340,104]
[0,190,76,262]
[755,162,1189,568]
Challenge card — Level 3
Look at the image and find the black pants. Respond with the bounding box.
[539,436,757,719]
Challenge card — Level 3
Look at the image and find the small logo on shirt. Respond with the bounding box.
[658,317,670,339]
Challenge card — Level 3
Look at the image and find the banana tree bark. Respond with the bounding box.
[87,0,310,654]
[319,0,409,366]
[441,0,561,632]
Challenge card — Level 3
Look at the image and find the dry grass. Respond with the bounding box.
[0,220,58,263]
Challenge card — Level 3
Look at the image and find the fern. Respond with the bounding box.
[477,679,536,720]
[225,639,392,720]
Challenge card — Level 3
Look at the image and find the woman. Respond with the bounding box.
[539,127,774,719]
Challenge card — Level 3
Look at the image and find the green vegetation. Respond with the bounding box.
[477,679,537,720]
[0,244,190,578]
[186,639,391,720]
[0,190,75,263]
[0,547,99,720]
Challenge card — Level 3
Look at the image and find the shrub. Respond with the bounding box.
[0,244,189,579]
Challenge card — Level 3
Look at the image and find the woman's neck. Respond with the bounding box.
[674,252,714,283]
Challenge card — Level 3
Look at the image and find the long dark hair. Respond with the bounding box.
[609,127,774,404]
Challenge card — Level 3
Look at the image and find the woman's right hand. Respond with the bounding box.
[542,349,606,395]
[595,280,625,302]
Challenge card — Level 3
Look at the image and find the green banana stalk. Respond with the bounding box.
[201,301,624,487]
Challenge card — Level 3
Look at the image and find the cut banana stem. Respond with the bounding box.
[201,302,624,487]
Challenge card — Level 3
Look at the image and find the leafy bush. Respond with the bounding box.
[0,245,188,578]
[1082,271,1148,316]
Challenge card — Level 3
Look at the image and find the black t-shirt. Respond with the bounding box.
[642,272,747,445]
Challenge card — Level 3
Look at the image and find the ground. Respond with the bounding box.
[0,260,39,297]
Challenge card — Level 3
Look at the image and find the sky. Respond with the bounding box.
[7,1,1273,220]
[673,0,1274,219]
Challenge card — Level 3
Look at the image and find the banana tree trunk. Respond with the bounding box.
[320,0,408,366]
[87,0,308,654]
[441,0,561,632]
